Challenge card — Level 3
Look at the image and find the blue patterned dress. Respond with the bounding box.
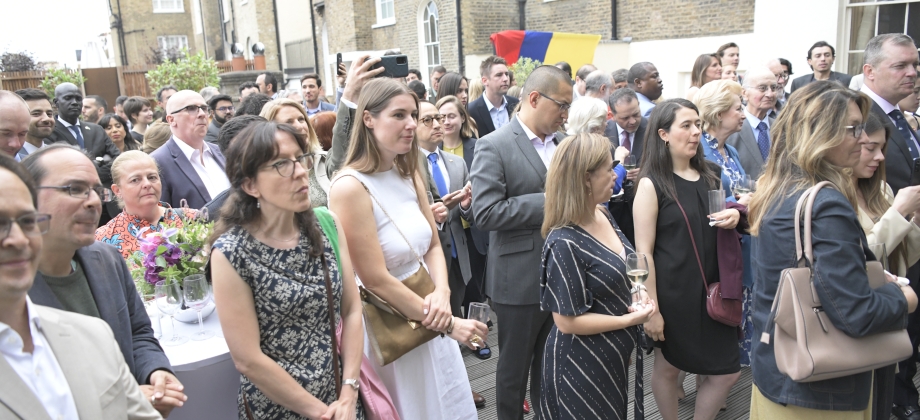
[539,210,637,419]
[213,224,365,420]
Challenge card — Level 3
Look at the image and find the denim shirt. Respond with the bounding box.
[751,186,908,410]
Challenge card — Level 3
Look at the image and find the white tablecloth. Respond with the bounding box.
[148,305,239,420]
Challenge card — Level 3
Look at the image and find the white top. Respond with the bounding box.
[517,116,557,168]
[0,297,79,420]
[173,136,231,199]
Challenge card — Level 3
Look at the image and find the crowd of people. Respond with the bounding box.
[0,32,919,420]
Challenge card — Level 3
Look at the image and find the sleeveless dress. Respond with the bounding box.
[333,167,478,419]
[539,210,638,419]
[213,224,365,420]
[648,173,740,375]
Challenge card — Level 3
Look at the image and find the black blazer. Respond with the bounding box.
[604,117,648,163]
[467,95,520,138]
[29,241,172,385]
[45,120,121,187]
[878,101,916,196]
[789,71,852,93]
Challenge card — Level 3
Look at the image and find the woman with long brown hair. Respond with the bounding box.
[685,53,723,102]
[329,78,486,419]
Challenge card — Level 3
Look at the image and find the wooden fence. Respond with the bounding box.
[1,59,255,98]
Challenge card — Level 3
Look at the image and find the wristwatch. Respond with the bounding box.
[343,378,360,392]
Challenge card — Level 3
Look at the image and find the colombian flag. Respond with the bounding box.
[490,30,602,75]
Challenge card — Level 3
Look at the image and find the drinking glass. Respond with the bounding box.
[467,302,490,349]
[155,281,188,346]
[183,274,215,341]
[867,243,889,272]
[732,174,753,197]
[622,155,638,171]
[626,253,650,308]
[708,190,726,225]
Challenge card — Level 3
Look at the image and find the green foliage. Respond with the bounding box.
[146,48,220,93]
[1,51,42,72]
[510,57,543,87]
[40,68,87,100]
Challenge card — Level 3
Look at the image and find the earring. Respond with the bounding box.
[256,201,261,209]
[666,140,670,147]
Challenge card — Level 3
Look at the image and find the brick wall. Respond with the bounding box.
[617,0,755,41]
[110,0,198,65]
[232,0,281,70]
[525,0,612,40]
[460,0,519,57]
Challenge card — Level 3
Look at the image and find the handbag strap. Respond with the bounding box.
[793,181,834,266]
[320,252,343,399]
[674,199,711,292]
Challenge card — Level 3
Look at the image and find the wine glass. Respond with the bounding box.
[183,274,215,341]
[626,253,649,308]
[155,281,188,346]
[622,155,638,171]
[732,174,752,197]
[467,302,490,349]
[708,190,726,225]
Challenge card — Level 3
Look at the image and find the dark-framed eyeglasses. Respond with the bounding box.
[419,114,445,127]
[263,153,315,177]
[0,214,51,240]
[38,184,113,202]
[170,104,210,115]
[538,92,571,112]
[215,106,234,113]
[845,124,866,139]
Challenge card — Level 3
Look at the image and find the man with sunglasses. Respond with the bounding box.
[151,90,230,209]
[21,144,186,417]
[726,67,779,180]
[204,94,234,144]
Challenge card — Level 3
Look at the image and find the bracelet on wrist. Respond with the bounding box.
[446,316,455,334]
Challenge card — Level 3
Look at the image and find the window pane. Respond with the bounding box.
[909,3,920,48]
[430,16,438,42]
[850,5,877,51]
[878,3,906,36]
[432,44,440,65]
[848,52,865,76]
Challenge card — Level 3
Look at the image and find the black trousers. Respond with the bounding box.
[492,302,553,420]
[461,228,487,313]
[894,264,920,408]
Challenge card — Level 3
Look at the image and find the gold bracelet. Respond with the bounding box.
[446,316,455,334]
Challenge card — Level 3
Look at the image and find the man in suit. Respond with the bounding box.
[605,88,648,244]
[256,73,278,99]
[151,90,231,209]
[726,67,779,180]
[790,41,852,94]
[467,56,520,138]
[22,145,186,417]
[628,62,663,118]
[0,91,29,161]
[15,89,53,161]
[428,65,447,103]
[82,95,108,125]
[204,94,234,144]
[860,33,920,420]
[0,155,162,420]
[471,65,573,420]
[301,73,336,116]
[767,59,791,117]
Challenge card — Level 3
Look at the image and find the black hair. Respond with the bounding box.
[238,82,258,95]
[407,80,428,102]
[15,88,50,103]
[259,72,278,93]
[207,94,233,111]
[555,61,572,78]
[608,87,639,112]
[807,41,836,59]
[115,95,128,106]
[779,58,793,76]
[408,69,423,80]
[156,85,178,102]
[299,73,322,88]
[86,95,108,113]
[236,93,271,116]
[98,113,137,151]
[216,115,266,153]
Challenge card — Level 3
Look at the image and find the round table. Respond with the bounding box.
[147,305,239,420]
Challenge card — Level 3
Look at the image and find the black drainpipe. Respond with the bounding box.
[517,0,526,30]
[610,0,618,39]
[456,0,464,75]
[309,0,320,75]
[272,0,283,71]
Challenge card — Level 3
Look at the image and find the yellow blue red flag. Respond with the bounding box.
[490,30,602,75]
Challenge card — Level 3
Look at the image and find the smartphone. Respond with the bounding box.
[369,54,410,78]
[912,158,920,186]
[336,53,345,76]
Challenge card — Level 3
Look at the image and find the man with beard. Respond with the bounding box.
[628,62,664,118]
[204,94,234,144]
[300,74,334,116]
[13,89,53,160]
[0,91,29,161]
[468,56,519,138]
[790,41,852,93]
[81,95,107,124]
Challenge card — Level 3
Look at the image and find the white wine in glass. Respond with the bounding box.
[622,155,638,171]
[626,253,649,308]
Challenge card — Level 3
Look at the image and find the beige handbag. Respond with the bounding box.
[761,181,912,382]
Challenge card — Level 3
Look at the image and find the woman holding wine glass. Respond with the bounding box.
[539,132,655,419]
[633,99,742,420]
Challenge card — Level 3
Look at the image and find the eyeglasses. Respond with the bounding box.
[0,214,51,240]
[263,153,315,177]
[38,184,113,202]
[752,84,782,93]
[538,92,571,112]
[419,114,445,127]
[169,105,210,115]
[845,124,866,139]
[215,106,234,113]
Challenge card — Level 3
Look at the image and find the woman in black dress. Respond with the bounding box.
[633,99,741,420]
[539,132,656,419]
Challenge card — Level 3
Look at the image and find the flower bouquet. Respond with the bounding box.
[129,215,214,298]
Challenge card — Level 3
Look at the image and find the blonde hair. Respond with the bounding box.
[111,150,159,208]
[748,81,872,235]
[468,78,484,103]
[344,78,420,179]
[542,133,612,237]
[566,97,608,135]
[435,95,476,139]
[142,121,172,154]
[259,98,321,153]
[693,79,743,133]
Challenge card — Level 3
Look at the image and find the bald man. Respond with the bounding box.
[0,91,30,161]
[149,90,229,209]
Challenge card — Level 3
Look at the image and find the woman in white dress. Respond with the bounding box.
[329,78,487,419]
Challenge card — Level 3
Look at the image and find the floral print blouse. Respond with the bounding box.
[95,203,198,259]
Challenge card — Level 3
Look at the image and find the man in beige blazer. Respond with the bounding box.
[0,155,161,420]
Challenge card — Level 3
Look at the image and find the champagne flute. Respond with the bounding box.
[622,155,638,171]
[183,274,215,341]
[155,281,188,346]
[708,190,726,225]
[467,302,490,349]
[626,253,649,308]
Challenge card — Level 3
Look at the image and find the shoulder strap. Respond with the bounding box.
[319,252,342,399]
[674,200,710,292]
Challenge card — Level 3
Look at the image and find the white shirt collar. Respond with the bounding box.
[420,147,440,160]
[0,297,43,346]
[517,115,554,144]
[21,142,43,154]
[173,136,211,161]
[484,94,507,112]
[745,109,768,129]
[56,117,78,129]
[861,84,900,115]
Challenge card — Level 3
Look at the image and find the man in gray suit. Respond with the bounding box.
[23,145,187,417]
[726,67,779,180]
[789,41,852,94]
[605,88,648,244]
[471,65,573,419]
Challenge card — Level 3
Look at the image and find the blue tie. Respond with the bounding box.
[428,152,456,258]
[69,125,85,149]
[756,122,770,161]
[889,110,920,159]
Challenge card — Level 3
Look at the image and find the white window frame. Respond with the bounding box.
[153,0,184,13]
[191,0,202,34]
[417,1,441,87]
[158,35,189,54]
[374,0,396,27]
[842,0,920,75]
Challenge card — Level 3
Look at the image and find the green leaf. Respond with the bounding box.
[155,256,167,268]
[157,245,167,255]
